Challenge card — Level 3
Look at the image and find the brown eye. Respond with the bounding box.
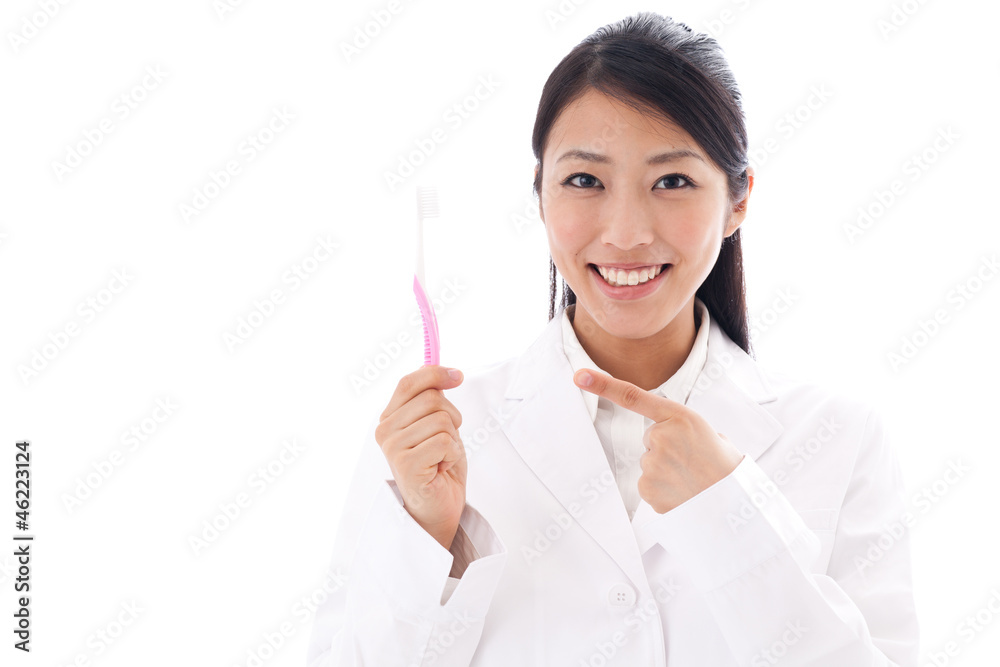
[564,173,600,188]
[655,174,692,189]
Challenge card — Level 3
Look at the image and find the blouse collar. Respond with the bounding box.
[560,297,712,422]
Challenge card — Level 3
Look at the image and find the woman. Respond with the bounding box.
[308,12,919,666]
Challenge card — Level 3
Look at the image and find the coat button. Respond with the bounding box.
[607,583,636,607]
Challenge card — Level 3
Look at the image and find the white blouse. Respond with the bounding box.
[559,297,711,521]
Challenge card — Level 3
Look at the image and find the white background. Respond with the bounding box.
[1,0,997,665]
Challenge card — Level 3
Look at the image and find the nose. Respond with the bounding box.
[599,187,655,250]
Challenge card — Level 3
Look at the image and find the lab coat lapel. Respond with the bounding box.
[631,313,785,541]
[499,307,785,587]
[684,317,784,461]
[500,314,649,589]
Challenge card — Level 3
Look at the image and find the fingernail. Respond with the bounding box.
[447,369,462,381]
[578,371,593,386]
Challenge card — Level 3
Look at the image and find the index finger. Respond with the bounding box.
[573,368,681,423]
[380,365,462,421]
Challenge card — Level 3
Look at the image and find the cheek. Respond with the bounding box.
[668,206,728,257]
[544,201,594,255]
[671,223,719,254]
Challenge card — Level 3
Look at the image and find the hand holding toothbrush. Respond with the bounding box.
[375,186,468,552]
[376,365,467,552]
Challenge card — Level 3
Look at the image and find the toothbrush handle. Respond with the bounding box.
[413,275,440,366]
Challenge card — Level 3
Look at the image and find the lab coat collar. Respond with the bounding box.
[498,303,784,589]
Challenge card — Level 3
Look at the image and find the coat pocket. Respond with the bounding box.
[796,507,838,572]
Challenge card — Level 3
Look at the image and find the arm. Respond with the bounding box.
[633,406,919,666]
[306,415,507,667]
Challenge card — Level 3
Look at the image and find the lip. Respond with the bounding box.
[589,263,669,301]
[592,262,664,270]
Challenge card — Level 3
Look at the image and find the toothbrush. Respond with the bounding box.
[413,186,441,366]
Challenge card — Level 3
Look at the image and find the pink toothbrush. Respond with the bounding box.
[413,186,441,366]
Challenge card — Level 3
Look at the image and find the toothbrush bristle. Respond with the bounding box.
[416,186,440,220]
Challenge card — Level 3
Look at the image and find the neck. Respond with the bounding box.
[569,299,699,392]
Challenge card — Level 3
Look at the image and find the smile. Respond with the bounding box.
[593,264,664,286]
[589,263,670,301]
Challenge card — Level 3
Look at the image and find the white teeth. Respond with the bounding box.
[596,264,663,286]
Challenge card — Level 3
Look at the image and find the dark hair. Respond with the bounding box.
[532,11,753,356]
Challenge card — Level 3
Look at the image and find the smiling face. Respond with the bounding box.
[538,87,752,342]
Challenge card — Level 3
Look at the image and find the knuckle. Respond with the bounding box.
[621,385,643,407]
[395,447,415,471]
[433,410,452,429]
[386,433,403,457]
[427,389,448,410]
[637,475,651,496]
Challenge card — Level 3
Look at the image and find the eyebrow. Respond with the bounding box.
[555,148,706,165]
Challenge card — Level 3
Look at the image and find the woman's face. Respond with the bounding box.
[538,87,752,340]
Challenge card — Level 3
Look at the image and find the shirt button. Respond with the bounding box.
[607,583,636,607]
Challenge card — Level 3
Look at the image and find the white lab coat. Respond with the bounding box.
[307,307,920,666]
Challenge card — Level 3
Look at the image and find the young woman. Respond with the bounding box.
[308,12,919,666]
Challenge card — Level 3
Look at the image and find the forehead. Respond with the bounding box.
[544,88,699,158]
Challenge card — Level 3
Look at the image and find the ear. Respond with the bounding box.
[725,166,754,238]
